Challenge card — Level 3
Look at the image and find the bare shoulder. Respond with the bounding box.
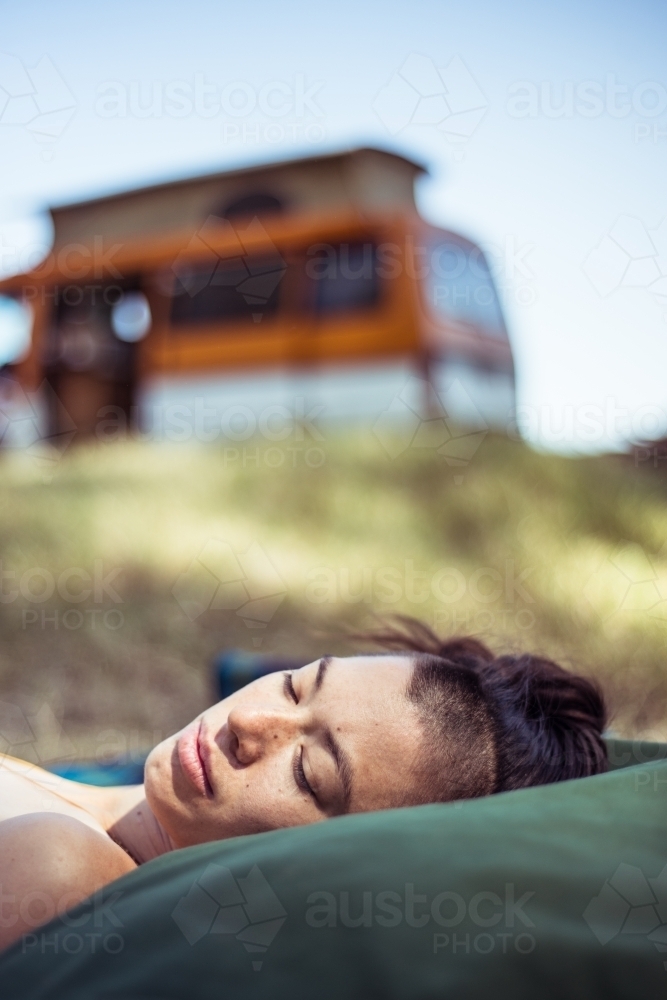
[0,813,137,953]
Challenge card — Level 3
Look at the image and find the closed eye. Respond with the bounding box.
[293,746,317,800]
[283,671,298,704]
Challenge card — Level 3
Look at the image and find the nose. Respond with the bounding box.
[226,704,299,765]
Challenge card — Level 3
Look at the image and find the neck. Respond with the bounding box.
[98,785,176,864]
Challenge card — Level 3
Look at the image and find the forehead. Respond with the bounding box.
[311,653,411,709]
[303,654,423,811]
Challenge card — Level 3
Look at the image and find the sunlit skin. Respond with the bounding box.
[0,655,424,951]
[145,655,424,844]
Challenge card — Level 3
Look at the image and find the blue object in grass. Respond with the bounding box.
[47,759,145,786]
[213,648,306,701]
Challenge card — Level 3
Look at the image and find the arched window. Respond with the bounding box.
[219,193,284,220]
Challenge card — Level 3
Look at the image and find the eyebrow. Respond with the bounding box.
[313,655,331,692]
[312,656,353,812]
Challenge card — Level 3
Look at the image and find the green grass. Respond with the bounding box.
[1,430,666,761]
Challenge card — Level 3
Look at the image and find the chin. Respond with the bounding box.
[143,738,178,822]
[144,734,210,847]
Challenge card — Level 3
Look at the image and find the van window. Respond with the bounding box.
[306,242,380,314]
[170,252,286,326]
[169,241,381,327]
[425,239,507,339]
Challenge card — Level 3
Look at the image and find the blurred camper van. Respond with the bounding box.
[0,148,515,453]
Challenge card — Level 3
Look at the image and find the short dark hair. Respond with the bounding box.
[357,617,608,803]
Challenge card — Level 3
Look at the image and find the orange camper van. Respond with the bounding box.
[0,147,515,448]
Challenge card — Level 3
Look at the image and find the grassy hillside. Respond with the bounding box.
[1,431,666,762]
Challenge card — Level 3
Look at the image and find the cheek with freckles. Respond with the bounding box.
[205,749,321,837]
[143,728,320,846]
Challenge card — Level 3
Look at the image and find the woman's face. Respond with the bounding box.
[144,655,424,847]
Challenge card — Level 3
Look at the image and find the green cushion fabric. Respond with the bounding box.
[1,739,666,999]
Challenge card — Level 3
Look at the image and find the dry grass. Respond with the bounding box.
[1,430,666,762]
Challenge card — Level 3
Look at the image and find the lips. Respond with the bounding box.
[177,719,213,797]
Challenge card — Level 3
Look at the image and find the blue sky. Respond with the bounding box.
[1,0,666,451]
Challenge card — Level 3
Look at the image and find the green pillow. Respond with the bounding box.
[1,740,666,999]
